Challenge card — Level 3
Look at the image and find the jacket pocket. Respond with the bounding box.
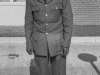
[54,34,63,40]
[31,34,40,42]
[50,5,62,10]
[32,6,40,20]
[32,6,40,11]
[31,34,40,51]
[54,34,63,52]
[50,5,62,21]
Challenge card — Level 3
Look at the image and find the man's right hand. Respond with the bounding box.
[26,39,34,55]
[26,48,33,55]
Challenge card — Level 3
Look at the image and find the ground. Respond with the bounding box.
[0,42,100,75]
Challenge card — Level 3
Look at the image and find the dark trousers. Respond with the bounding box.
[33,43,66,75]
[34,55,66,75]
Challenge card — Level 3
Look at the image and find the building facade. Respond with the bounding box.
[0,0,100,37]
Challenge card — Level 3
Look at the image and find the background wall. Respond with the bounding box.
[72,0,100,25]
[0,0,100,37]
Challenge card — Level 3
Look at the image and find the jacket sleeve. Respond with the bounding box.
[62,0,73,49]
[24,0,34,50]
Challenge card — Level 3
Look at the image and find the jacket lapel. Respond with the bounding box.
[46,0,53,3]
[37,0,45,3]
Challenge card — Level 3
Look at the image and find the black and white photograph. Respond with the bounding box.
[0,0,100,75]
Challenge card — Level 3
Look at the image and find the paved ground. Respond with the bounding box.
[0,42,100,75]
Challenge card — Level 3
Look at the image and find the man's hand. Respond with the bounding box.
[26,47,34,55]
[26,40,35,55]
[61,47,69,56]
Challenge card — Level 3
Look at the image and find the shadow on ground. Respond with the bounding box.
[78,53,100,75]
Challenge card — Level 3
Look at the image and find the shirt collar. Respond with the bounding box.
[37,0,53,4]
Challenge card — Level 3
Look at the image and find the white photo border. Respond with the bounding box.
[0,0,26,5]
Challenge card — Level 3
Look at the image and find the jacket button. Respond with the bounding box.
[46,23,48,25]
[45,14,48,16]
[56,7,58,9]
[46,33,48,34]
[45,5,47,6]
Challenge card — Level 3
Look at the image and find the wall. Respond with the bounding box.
[71,0,100,25]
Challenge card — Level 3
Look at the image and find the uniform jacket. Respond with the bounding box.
[24,0,73,56]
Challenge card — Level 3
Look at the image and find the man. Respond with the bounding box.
[24,0,73,75]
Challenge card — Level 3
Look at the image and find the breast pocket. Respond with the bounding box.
[32,6,40,21]
[50,5,62,21]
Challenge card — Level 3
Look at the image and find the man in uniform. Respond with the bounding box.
[24,0,73,75]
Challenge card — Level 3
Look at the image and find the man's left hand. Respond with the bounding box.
[61,47,69,56]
